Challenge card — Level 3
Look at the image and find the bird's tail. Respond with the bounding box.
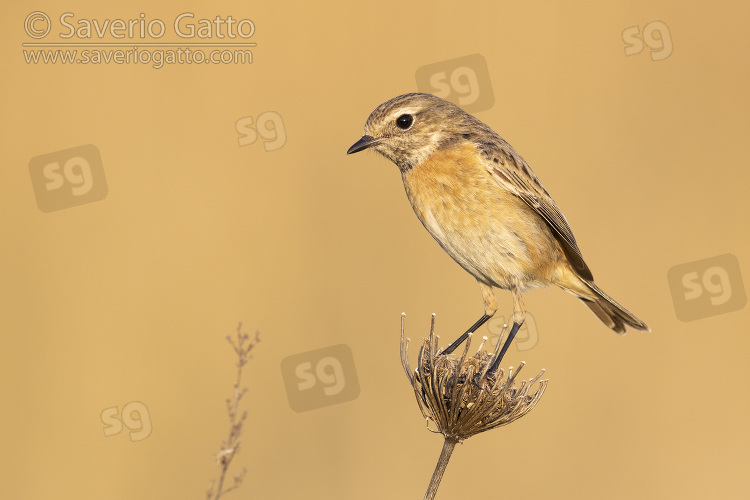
[556,268,649,334]
[577,281,649,334]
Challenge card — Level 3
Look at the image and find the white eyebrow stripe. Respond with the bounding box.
[387,106,421,120]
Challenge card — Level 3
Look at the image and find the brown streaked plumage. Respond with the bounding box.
[347,93,648,365]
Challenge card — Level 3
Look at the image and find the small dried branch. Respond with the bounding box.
[424,437,458,500]
[206,322,260,500]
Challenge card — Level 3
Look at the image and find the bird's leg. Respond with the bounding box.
[441,314,492,355]
[442,282,497,355]
[487,284,526,374]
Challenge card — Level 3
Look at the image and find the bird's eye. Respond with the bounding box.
[396,114,413,130]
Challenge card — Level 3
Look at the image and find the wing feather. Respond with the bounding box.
[480,143,594,282]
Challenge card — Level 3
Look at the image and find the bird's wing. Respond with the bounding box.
[479,142,594,282]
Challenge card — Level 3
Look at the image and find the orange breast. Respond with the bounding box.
[400,143,563,290]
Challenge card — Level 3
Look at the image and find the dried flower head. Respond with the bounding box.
[401,313,548,443]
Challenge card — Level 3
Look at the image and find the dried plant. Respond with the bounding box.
[206,323,260,500]
[401,313,548,500]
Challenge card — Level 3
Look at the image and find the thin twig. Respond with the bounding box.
[206,322,260,500]
[424,438,458,500]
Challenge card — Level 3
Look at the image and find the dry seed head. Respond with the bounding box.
[401,313,548,442]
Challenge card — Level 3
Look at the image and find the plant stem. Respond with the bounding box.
[424,437,458,500]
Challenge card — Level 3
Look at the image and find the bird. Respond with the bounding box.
[347,93,648,370]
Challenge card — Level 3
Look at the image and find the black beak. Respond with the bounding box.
[347,135,381,154]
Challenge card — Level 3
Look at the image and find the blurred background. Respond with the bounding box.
[2,1,749,498]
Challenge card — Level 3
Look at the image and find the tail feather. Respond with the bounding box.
[579,282,650,334]
[580,297,626,334]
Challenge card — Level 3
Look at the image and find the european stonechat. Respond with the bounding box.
[347,93,649,368]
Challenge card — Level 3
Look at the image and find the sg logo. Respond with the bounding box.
[487,312,538,352]
[101,401,152,442]
[415,53,495,113]
[667,254,746,322]
[28,144,108,212]
[236,111,286,151]
[281,344,360,413]
[622,21,673,61]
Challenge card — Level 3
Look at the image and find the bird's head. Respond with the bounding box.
[347,93,477,171]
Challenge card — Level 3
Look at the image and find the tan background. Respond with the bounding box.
[2,1,749,499]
